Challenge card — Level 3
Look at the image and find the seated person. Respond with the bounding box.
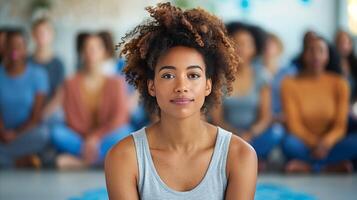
[281,36,357,173]
[212,22,283,167]
[0,29,49,168]
[49,33,132,169]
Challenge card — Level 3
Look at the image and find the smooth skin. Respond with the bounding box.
[105,46,257,199]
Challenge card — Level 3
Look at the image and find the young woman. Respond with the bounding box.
[29,18,65,102]
[211,22,281,168]
[105,3,257,200]
[49,33,132,169]
[0,29,49,168]
[281,36,357,173]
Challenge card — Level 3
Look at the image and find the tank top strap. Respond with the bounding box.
[209,127,232,181]
[132,127,148,191]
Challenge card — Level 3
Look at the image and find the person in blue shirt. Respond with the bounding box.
[0,29,49,168]
[29,18,65,102]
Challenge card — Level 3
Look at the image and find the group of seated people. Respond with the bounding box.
[211,22,357,173]
[0,18,148,169]
[1,18,357,173]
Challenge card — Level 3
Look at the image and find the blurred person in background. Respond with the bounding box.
[48,33,132,169]
[335,30,357,97]
[262,33,286,124]
[335,30,357,132]
[29,18,65,103]
[98,30,150,131]
[212,22,283,170]
[0,29,49,168]
[281,36,357,173]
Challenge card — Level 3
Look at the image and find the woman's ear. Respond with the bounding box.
[205,78,212,96]
[148,79,156,97]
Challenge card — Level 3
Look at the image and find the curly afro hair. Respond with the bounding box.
[118,2,240,115]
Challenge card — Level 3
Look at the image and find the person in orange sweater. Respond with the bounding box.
[281,36,357,173]
[48,33,132,169]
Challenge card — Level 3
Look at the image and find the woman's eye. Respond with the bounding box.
[161,74,175,79]
[188,73,201,79]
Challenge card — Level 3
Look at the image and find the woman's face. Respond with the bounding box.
[148,46,212,119]
[82,35,106,70]
[233,30,256,64]
[303,38,329,74]
[336,31,353,58]
[4,34,27,66]
[264,37,282,60]
[32,23,54,48]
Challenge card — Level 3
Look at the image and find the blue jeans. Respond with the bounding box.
[250,123,285,160]
[51,124,134,161]
[0,124,49,168]
[282,133,357,172]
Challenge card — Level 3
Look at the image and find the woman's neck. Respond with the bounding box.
[34,46,53,63]
[5,61,26,76]
[299,68,324,79]
[264,57,279,75]
[81,64,102,79]
[154,112,209,151]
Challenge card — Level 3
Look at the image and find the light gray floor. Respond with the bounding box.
[0,170,356,200]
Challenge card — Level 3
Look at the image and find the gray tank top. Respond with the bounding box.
[132,127,232,200]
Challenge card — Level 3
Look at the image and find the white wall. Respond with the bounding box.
[215,0,338,65]
[0,0,162,75]
[0,0,339,73]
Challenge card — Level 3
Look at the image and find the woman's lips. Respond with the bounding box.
[170,98,194,105]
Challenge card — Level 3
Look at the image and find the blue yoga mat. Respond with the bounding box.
[69,183,316,200]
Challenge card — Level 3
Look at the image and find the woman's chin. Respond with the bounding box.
[162,109,200,120]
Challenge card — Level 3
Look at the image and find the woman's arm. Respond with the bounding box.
[42,86,64,120]
[15,93,46,134]
[105,136,140,200]
[225,135,257,200]
[249,85,272,137]
[322,78,349,148]
[0,118,5,141]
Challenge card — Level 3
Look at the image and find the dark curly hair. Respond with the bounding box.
[118,2,239,115]
[226,21,267,57]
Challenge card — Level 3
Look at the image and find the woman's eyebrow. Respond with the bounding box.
[158,65,203,72]
[187,65,203,71]
[158,66,176,72]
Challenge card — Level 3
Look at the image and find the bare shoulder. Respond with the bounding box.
[226,134,257,177]
[105,135,140,199]
[224,134,257,199]
[105,135,137,173]
[105,135,138,182]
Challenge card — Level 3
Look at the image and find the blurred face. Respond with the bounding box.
[4,34,27,66]
[303,38,329,74]
[264,37,282,60]
[148,46,212,119]
[233,30,256,64]
[81,36,106,69]
[303,31,317,46]
[336,31,353,57]
[32,23,54,47]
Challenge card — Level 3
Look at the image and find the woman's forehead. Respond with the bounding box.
[155,46,206,70]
